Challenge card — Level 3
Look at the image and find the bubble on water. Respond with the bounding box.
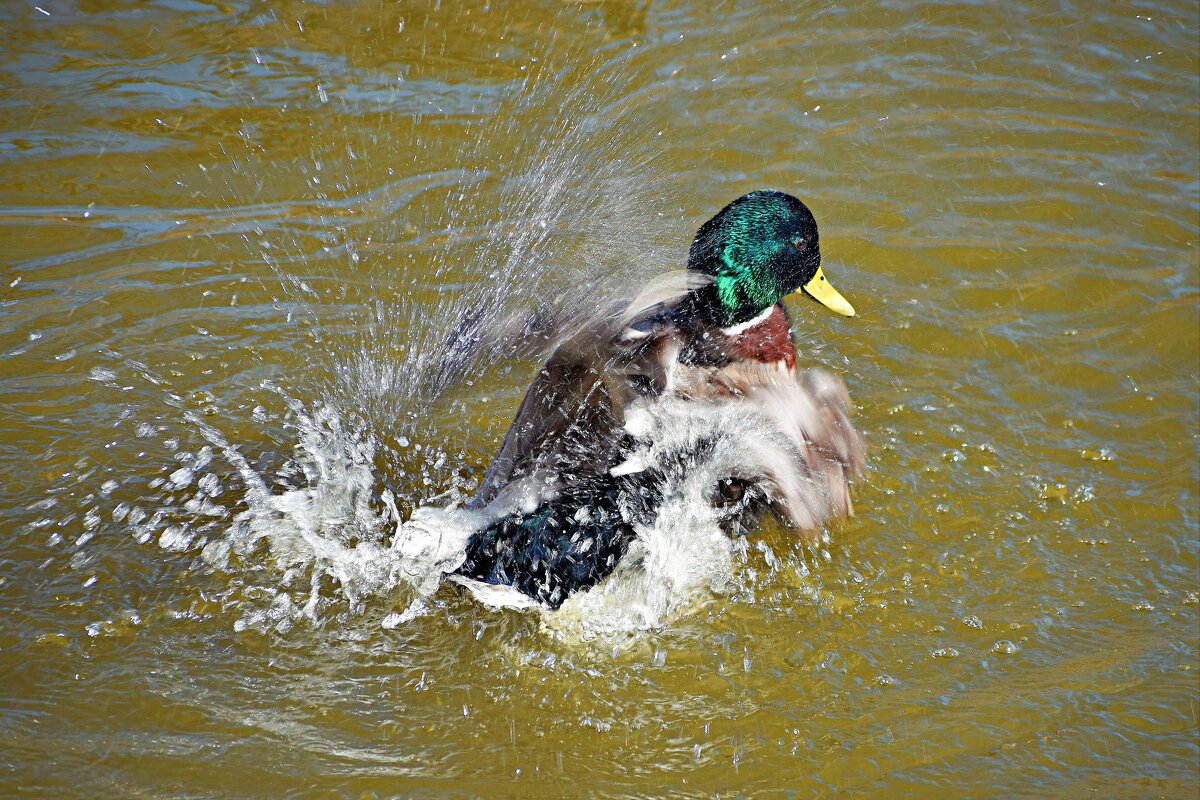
[82,507,101,530]
[167,467,195,491]
[197,472,220,496]
[159,526,193,551]
[200,538,231,569]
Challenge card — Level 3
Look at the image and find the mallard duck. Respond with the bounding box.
[454,190,865,607]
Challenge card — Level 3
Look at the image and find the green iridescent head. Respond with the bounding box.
[687,190,854,328]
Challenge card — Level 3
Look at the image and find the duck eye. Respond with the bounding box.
[793,238,808,252]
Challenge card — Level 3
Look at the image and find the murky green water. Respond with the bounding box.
[2,0,1197,796]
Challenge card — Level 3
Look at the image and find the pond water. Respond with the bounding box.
[2,0,1197,796]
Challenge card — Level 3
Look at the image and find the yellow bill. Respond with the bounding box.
[800,266,856,317]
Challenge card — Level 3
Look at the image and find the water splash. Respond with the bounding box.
[31,41,796,640]
[233,50,688,432]
[150,382,826,639]
[181,54,703,633]
[543,398,834,638]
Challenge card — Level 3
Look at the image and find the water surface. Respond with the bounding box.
[2,0,1197,796]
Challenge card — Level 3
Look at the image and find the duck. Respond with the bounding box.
[452,189,865,608]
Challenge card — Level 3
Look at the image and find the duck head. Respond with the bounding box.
[687,190,855,328]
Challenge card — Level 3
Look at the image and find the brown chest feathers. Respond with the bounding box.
[726,304,797,369]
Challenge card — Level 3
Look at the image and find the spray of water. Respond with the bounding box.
[542,397,836,638]
[323,54,688,430]
[41,38,819,640]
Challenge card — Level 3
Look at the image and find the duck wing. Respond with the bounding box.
[467,274,865,535]
[467,343,622,512]
[723,365,864,532]
[467,275,695,513]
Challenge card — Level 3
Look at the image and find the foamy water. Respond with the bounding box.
[171,385,825,639]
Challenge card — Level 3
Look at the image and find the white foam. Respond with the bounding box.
[185,387,816,638]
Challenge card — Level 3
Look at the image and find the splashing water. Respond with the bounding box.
[36,44,809,641]
[182,54,709,634]
[191,400,408,626]
[163,378,823,639]
[245,52,689,431]
[545,397,834,638]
